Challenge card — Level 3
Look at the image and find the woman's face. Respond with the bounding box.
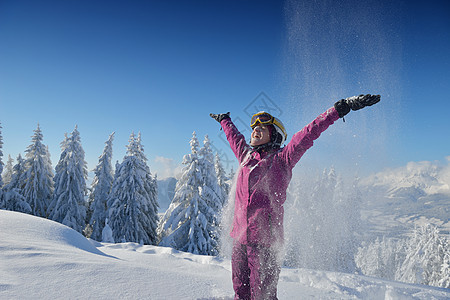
[250,125,271,146]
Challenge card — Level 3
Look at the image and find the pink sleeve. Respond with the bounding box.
[280,107,340,168]
[220,118,251,164]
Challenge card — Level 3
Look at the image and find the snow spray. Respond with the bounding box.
[278,0,403,272]
[218,168,239,258]
[218,0,403,272]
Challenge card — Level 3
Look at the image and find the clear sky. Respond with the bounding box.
[1,0,449,179]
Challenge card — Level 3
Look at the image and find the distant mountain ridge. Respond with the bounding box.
[359,158,450,237]
[157,177,177,213]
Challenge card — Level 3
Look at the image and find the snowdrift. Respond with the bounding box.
[1,210,449,299]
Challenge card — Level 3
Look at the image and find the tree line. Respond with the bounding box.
[355,224,450,289]
[0,123,230,255]
[1,122,448,288]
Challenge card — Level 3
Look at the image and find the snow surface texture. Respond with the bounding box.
[1,210,449,299]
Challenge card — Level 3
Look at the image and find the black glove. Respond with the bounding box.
[334,94,381,118]
[210,112,230,123]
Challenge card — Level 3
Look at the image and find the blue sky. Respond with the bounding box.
[1,0,449,179]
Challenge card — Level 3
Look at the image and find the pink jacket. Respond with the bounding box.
[221,107,340,246]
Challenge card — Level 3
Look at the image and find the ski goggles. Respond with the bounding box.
[250,112,276,128]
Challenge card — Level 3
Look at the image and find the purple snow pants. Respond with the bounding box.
[232,241,281,300]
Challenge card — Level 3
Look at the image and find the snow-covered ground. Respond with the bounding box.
[1,210,449,299]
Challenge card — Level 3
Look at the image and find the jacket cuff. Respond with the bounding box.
[334,100,350,118]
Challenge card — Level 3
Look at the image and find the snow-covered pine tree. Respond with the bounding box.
[356,224,449,288]
[439,238,450,288]
[214,152,229,205]
[331,174,361,273]
[113,160,120,180]
[284,168,361,272]
[284,169,333,269]
[135,132,147,163]
[397,224,447,287]
[2,155,14,186]
[158,132,202,252]
[158,133,222,255]
[355,236,404,280]
[419,225,447,287]
[48,127,88,233]
[107,132,158,245]
[22,124,54,217]
[49,133,70,211]
[426,228,448,287]
[88,132,115,241]
[199,135,225,250]
[355,238,381,277]
[213,152,231,256]
[197,135,224,253]
[284,172,316,268]
[1,154,31,213]
[47,133,69,216]
[199,135,224,210]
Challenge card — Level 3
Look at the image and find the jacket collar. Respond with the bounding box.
[252,142,280,156]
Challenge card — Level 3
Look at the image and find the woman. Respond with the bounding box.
[211,94,380,300]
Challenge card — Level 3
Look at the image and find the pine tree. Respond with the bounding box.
[284,172,317,268]
[88,132,115,241]
[214,152,229,204]
[47,134,69,215]
[422,226,447,287]
[285,169,331,269]
[331,174,361,273]
[1,154,31,213]
[158,131,203,252]
[199,135,224,213]
[2,155,14,186]
[22,124,54,217]
[356,224,449,288]
[50,133,70,207]
[355,236,403,280]
[397,224,447,287]
[439,238,450,288]
[107,132,159,245]
[284,168,361,272]
[158,133,222,255]
[213,152,230,256]
[355,238,381,277]
[198,136,225,251]
[6,155,26,191]
[48,127,88,233]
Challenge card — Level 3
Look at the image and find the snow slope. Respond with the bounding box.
[1,210,449,299]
